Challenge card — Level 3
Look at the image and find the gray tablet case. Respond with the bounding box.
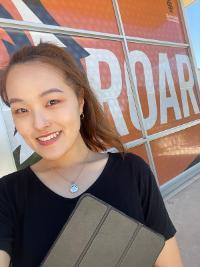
[41,194,165,267]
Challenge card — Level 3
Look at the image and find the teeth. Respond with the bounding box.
[38,131,60,142]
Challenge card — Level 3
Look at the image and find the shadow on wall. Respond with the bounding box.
[185,154,200,170]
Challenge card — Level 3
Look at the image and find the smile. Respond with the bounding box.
[36,131,62,145]
[37,131,60,141]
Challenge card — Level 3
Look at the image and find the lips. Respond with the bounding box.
[36,131,62,146]
[37,131,60,141]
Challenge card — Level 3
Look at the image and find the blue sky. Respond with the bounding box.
[185,0,200,68]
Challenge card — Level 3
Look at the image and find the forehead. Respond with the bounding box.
[6,61,72,99]
[7,61,65,83]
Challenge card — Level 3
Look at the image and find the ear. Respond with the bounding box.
[79,97,84,115]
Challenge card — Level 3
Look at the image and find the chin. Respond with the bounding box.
[38,153,63,161]
[37,148,68,161]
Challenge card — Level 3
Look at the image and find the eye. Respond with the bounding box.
[47,99,60,106]
[14,108,28,114]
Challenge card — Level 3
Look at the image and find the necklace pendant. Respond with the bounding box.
[70,183,79,193]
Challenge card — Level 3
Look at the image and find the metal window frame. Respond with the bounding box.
[111,0,160,183]
[178,0,200,100]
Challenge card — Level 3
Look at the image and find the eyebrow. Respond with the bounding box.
[9,88,64,105]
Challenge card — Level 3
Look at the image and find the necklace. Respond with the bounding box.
[54,150,90,194]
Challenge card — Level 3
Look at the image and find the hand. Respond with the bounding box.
[154,237,183,267]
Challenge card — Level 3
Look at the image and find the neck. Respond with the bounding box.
[31,135,92,173]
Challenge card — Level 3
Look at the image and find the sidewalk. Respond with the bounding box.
[164,176,200,267]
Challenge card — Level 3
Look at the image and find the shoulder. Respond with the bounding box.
[0,168,31,219]
[109,152,157,193]
[110,152,152,178]
[0,168,29,198]
[123,152,149,168]
[0,168,27,184]
[111,152,149,167]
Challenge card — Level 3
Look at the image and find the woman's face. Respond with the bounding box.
[6,61,84,161]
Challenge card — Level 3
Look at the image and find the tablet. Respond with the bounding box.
[41,194,165,267]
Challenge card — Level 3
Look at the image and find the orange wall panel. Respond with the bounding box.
[118,0,186,42]
[151,124,200,184]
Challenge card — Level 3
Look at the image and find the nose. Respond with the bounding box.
[32,110,51,130]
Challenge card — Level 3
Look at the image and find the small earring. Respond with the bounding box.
[80,113,84,120]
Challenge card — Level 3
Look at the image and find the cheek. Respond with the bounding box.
[61,112,81,139]
[13,117,30,137]
[59,104,81,125]
[63,113,81,132]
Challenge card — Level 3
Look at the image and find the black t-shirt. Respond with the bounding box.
[0,152,176,267]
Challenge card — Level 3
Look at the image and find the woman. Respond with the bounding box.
[0,42,183,266]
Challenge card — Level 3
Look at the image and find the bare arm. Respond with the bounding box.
[154,237,183,267]
[0,250,10,267]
